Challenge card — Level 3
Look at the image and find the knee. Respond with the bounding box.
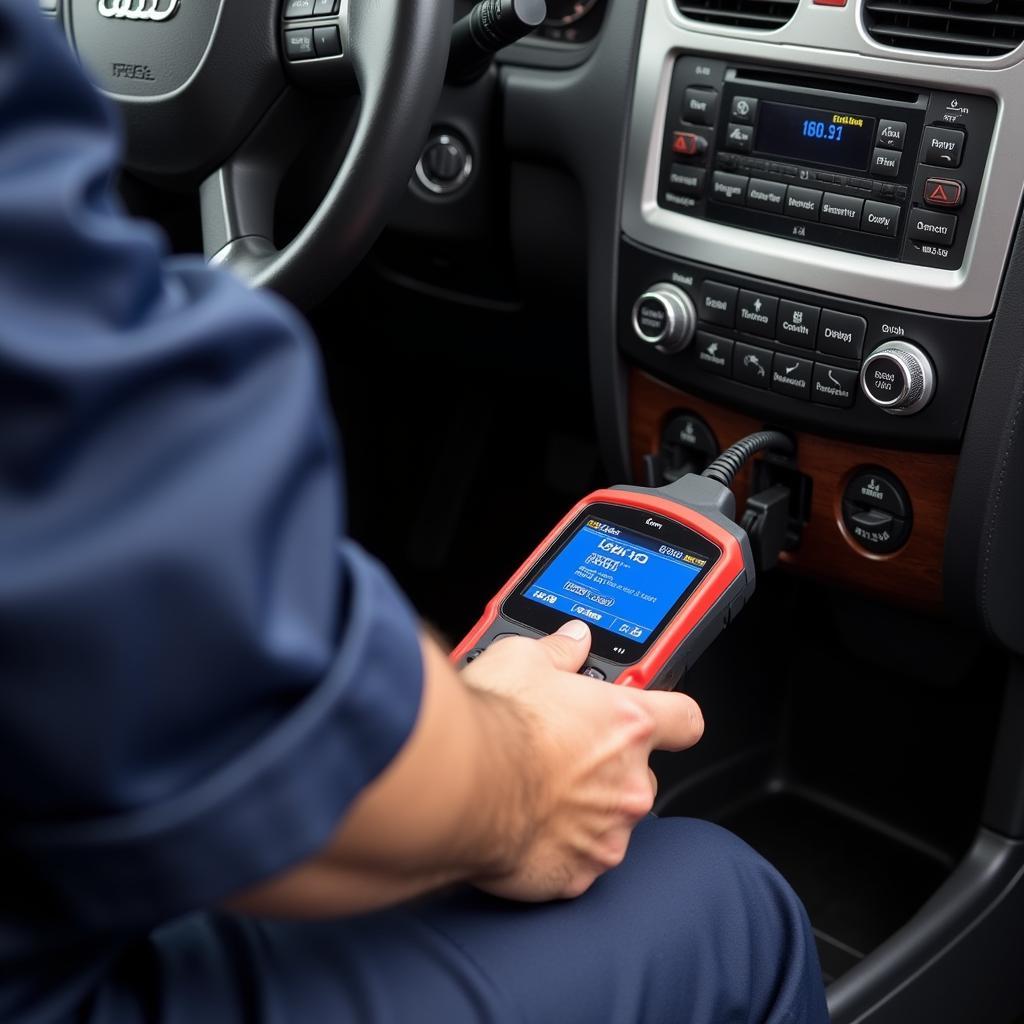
[633,816,808,952]
[621,817,828,1023]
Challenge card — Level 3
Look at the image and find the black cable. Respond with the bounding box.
[701,430,794,488]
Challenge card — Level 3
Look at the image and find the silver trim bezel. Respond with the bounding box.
[414,134,474,196]
[621,0,1024,318]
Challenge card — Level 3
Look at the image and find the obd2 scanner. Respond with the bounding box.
[453,431,794,690]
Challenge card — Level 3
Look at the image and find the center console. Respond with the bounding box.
[615,0,1024,612]
[603,0,1024,1016]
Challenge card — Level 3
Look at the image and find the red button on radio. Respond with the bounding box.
[672,131,708,158]
[924,177,965,209]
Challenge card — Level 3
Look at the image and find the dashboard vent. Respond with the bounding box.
[863,0,1024,57]
[674,0,798,31]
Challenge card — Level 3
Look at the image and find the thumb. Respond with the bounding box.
[536,619,592,672]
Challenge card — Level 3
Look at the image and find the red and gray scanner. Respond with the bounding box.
[452,472,758,691]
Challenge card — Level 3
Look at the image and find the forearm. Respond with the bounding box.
[228,634,540,917]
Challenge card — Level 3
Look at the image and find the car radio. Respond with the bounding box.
[657,58,996,271]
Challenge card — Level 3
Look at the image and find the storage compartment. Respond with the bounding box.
[652,575,1005,985]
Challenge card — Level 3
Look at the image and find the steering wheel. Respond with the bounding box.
[65,0,454,309]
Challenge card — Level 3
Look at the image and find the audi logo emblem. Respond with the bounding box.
[97,0,180,21]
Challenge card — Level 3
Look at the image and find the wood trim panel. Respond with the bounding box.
[628,371,959,612]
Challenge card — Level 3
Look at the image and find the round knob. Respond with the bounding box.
[860,341,935,416]
[631,284,697,354]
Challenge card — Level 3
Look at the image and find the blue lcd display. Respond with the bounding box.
[522,518,705,644]
[755,101,876,171]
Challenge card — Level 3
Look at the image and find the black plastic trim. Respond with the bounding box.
[944,203,1024,655]
[501,0,647,481]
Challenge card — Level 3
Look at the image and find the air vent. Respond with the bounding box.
[864,0,1024,57]
[674,0,798,31]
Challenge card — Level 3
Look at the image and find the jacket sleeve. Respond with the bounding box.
[0,0,424,932]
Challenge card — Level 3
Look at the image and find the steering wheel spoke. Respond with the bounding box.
[68,0,452,309]
[279,0,357,91]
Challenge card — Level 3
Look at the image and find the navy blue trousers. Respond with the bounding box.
[84,818,830,1024]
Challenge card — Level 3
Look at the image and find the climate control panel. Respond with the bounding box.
[618,238,989,447]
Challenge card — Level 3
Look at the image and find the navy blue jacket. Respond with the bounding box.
[0,2,423,1018]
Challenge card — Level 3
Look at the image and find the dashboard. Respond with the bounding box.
[603,0,1024,615]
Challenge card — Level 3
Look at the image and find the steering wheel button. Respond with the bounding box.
[284,28,315,60]
[313,25,342,57]
[313,0,338,12]
[284,0,316,18]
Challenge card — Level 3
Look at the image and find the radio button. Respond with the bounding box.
[699,281,738,327]
[747,178,787,214]
[922,126,964,168]
[725,122,754,153]
[862,200,901,237]
[662,191,698,212]
[876,119,908,151]
[737,290,778,338]
[711,171,748,205]
[923,177,965,209]
[683,87,719,126]
[871,148,901,177]
[811,363,858,408]
[777,300,820,348]
[734,342,773,389]
[671,131,708,159]
[908,208,957,246]
[771,353,813,401]
[730,96,759,124]
[694,332,734,376]
[821,193,864,229]
[785,185,822,220]
[817,309,867,360]
[668,165,706,195]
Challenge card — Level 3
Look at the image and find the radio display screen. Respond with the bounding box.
[755,101,877,171]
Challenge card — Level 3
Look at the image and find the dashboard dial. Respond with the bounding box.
[543,0,600,26]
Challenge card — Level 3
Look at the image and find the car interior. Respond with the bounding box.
[50,0,1024,1019]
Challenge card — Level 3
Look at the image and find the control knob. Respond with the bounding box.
[631,283,697,354]
[860,341,935,416]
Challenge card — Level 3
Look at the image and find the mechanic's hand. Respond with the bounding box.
[462,620,704,902]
